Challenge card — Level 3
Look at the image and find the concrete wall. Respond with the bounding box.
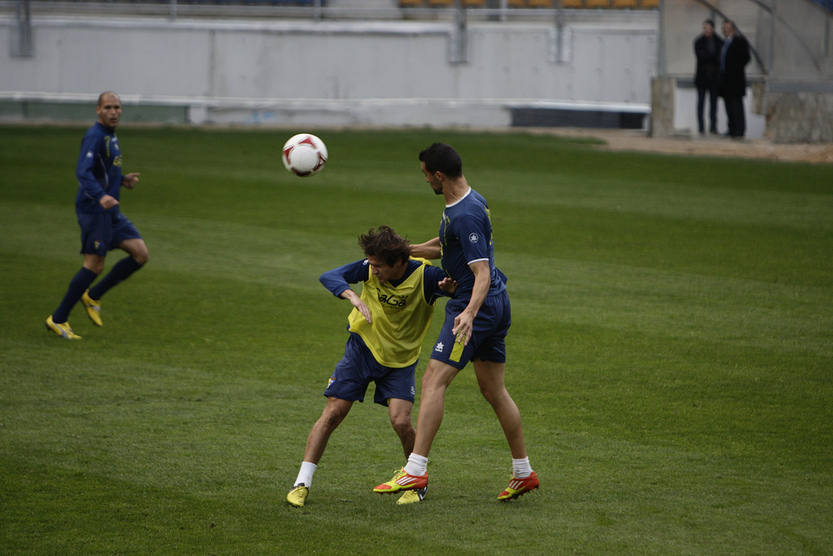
[0,14,657,127]
[763,0,833,80]
[660,0,762,78]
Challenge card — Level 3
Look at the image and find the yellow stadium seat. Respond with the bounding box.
[399,0,424,6]
[585,0,610,7]
[612,0,637,7]
[528,0,553,7]
[561,0,584,7]
[427,0,454,6]
[507,0,527,6]
[461,0,486,6]
[639,0,658,7]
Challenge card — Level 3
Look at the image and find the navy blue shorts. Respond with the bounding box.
[429,291,511,370]
[324,333,417,406]
[77,210,142,256]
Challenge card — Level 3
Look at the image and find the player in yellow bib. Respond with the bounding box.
[286,226,454,508]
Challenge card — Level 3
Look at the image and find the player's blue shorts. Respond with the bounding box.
[429,290,511,370]
[324,333,417,406]
[77,210,142,256]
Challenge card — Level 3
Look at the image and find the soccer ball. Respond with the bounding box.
[282,133,328,177]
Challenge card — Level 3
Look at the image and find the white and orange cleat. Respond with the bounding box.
[497,471,539,501]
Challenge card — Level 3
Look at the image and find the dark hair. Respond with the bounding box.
[418,143,462,178]
[359,226,410,266]
[703,19,714,27]
[723,20,736,31]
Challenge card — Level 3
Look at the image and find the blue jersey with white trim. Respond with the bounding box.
[439,187,506,300]
[75,122,124,214]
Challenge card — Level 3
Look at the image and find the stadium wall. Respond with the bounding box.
[0,14,656,128]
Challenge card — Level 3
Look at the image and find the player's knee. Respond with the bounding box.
[132,250,149,265]
[478,383,505,405]
[84,258,105,275]
[318,411,343,432]
[390,416,414,437]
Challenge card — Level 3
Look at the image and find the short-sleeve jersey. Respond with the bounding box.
[439,188,506,300]
[75,122,124,214]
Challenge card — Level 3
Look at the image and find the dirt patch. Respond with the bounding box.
[531,128,833,164]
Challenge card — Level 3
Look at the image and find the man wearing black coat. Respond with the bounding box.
[719,20,751,138]
[694,20,723,135]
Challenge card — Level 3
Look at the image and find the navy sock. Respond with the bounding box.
[53,267,99,323]
[89,256,143,300]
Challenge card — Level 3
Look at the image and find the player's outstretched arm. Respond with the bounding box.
[411,237,441,259]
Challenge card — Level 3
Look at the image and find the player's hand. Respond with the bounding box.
[452,310,474,346]
[438,277,458,295]
[342,289,372,323]
[353,299,372,323]
[99,194,119,209]
[122,172,140,190]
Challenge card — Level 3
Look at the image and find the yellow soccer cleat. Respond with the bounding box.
[286,484,309,507]
[396,485,428,505]
[497,471,539,501]
[45,315,81,340]
[373,468,427,494]
[81,289,103,327]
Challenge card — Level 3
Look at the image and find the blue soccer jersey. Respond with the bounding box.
[439,188,506,300]
[75,122,124,214]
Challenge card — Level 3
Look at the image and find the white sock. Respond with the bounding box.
[294,461,317,487]
[403,453,428,476]
[512,457,532,479]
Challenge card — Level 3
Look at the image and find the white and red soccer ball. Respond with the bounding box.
[282,133,328,177]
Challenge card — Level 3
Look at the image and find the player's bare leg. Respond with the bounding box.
[473,359,539,500]
[83,253,106,274]
[288,397,353,507]
[387,398,415,459]
[303,397,353,464]
[473,359,526,459]
[120,237,150,265]
[373,360,458,495]
[412,359,460,457]
[387,398,428,504]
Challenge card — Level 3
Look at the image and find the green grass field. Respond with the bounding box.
[1,125,832,554]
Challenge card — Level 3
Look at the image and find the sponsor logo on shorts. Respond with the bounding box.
[327,377,335,388]
[434,342,444,353]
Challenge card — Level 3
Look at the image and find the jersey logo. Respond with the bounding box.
[469,232,479,243]
[378,292,407,309]
[434,342,444,353]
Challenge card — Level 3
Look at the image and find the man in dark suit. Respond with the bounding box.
[719,20,751,138]
[694,20,723,135]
